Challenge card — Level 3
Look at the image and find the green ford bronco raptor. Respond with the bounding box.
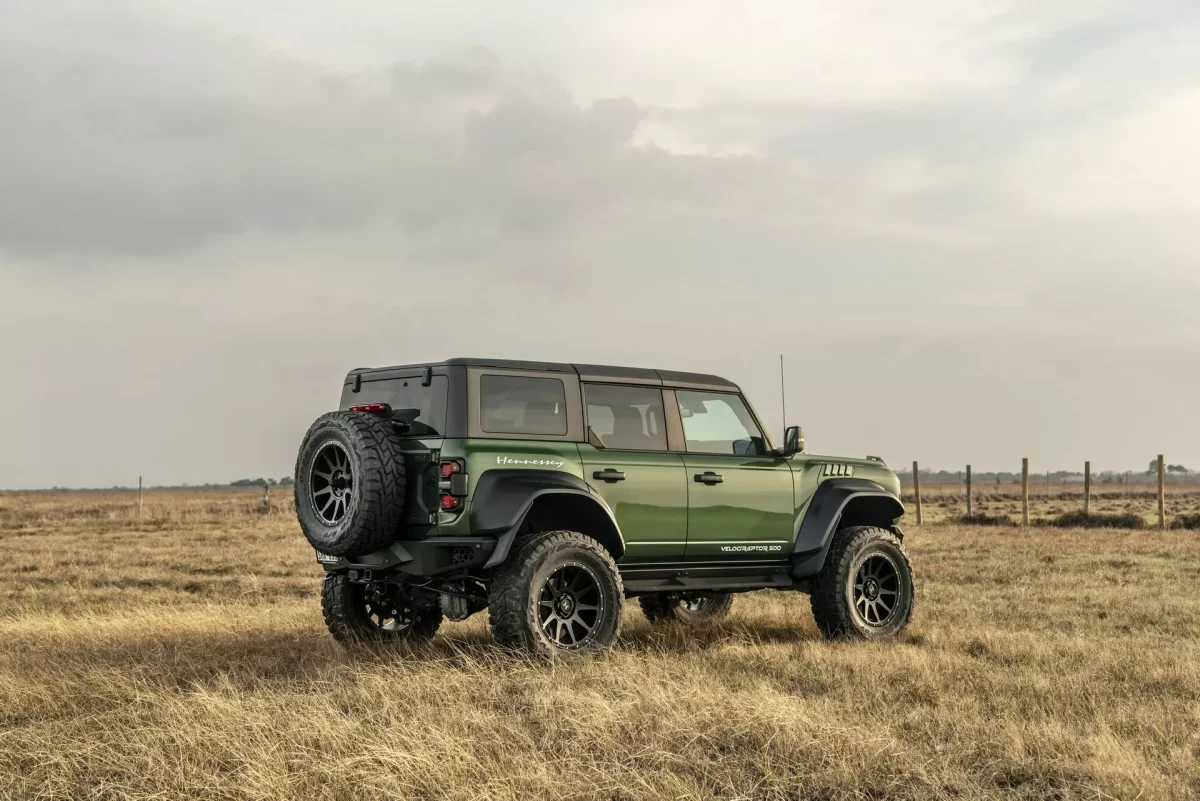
[295,358,912,657]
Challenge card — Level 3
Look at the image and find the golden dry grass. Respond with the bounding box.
[2,490,1199,800]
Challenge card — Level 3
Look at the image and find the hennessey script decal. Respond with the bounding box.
[496,456,566,468]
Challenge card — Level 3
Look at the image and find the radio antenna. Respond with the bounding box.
[779,354,788,430]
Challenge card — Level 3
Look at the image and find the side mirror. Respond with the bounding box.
[779,425,803,456]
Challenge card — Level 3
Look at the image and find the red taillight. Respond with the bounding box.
[349,403,390,414]
[438,460,466,513]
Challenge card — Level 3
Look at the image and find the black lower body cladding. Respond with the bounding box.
[295,411,407,557]
[314,537,497,576]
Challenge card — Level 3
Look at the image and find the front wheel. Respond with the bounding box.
[488,530,624,658]
[810,526,913,640]
[321,574,443,645]
[639,592,733,625]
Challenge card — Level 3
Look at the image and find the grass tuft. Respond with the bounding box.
[1170,513,1200,530]
[952,512,1015,526]
[1046,510,1146,529]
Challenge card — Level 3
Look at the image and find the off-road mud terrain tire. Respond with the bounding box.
[639,593,734,625]
[321,574,442,644]
[295,411,406,557]
[488,530,624,659]
[810,525,913,640]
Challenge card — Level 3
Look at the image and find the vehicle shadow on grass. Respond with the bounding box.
[3,626,504,696]
[5,618,825,701]
[618,620,821,653]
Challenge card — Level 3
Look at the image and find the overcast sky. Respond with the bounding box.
[2,0,1199,488]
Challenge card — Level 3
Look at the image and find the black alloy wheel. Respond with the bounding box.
[639,592,734,625]
[363,582,420,633]
[537,563,605,650]
[852,553,902,627]
[310,441,353,525]
[321,574,443,644]
[680,596,723,616]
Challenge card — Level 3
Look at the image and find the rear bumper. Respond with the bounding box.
[315,537,497,577]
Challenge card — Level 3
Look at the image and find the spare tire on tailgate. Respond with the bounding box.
[294,411,407,557]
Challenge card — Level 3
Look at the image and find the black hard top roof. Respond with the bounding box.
[350,358,739,392]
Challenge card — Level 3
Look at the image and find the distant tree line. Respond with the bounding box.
[229,477,294,488]
[898,462,1194,486]
[1,477,296,494]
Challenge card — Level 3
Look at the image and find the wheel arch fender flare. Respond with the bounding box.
[791,478,905,577]
[471,470,626,567]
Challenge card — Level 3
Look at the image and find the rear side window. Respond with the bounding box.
[584,384,667,451]
[480,375,568,436]
[341,375,448,437]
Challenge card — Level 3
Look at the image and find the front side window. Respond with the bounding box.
[676,390,766,455]
[584,384,667,451]
[480,375,568,435]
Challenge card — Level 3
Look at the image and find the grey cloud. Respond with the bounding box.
[0,12,649,257]
[1012,0,1200,82]
[466,95,641,159]
[0,7,954,266]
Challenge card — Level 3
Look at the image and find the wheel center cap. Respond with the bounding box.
[555,594,575,618]
[864,579,880,600]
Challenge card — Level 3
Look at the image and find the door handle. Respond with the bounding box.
[593,470,626,482]
[694,472,724,485]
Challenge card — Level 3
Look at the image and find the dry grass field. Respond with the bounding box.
[2,490,1199,800]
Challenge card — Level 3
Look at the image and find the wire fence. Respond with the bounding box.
[902,456,1200,530]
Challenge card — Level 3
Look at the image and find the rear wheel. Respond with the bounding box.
[488,531,624,658]
[321,574,442,644]
[810,526,913,640]
[639,592,733,625]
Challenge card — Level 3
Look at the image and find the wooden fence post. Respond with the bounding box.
[1022,458,1030,527]
[138,476,143,519]
[966,464,973,519]
[1158,455,1166,530]
[1083,461,1091,516]
[912,461,923,526]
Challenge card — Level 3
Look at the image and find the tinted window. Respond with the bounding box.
[584,384,667,451]
[480,375,568,435]
[341,375,448,437]
[676,390,766,455]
